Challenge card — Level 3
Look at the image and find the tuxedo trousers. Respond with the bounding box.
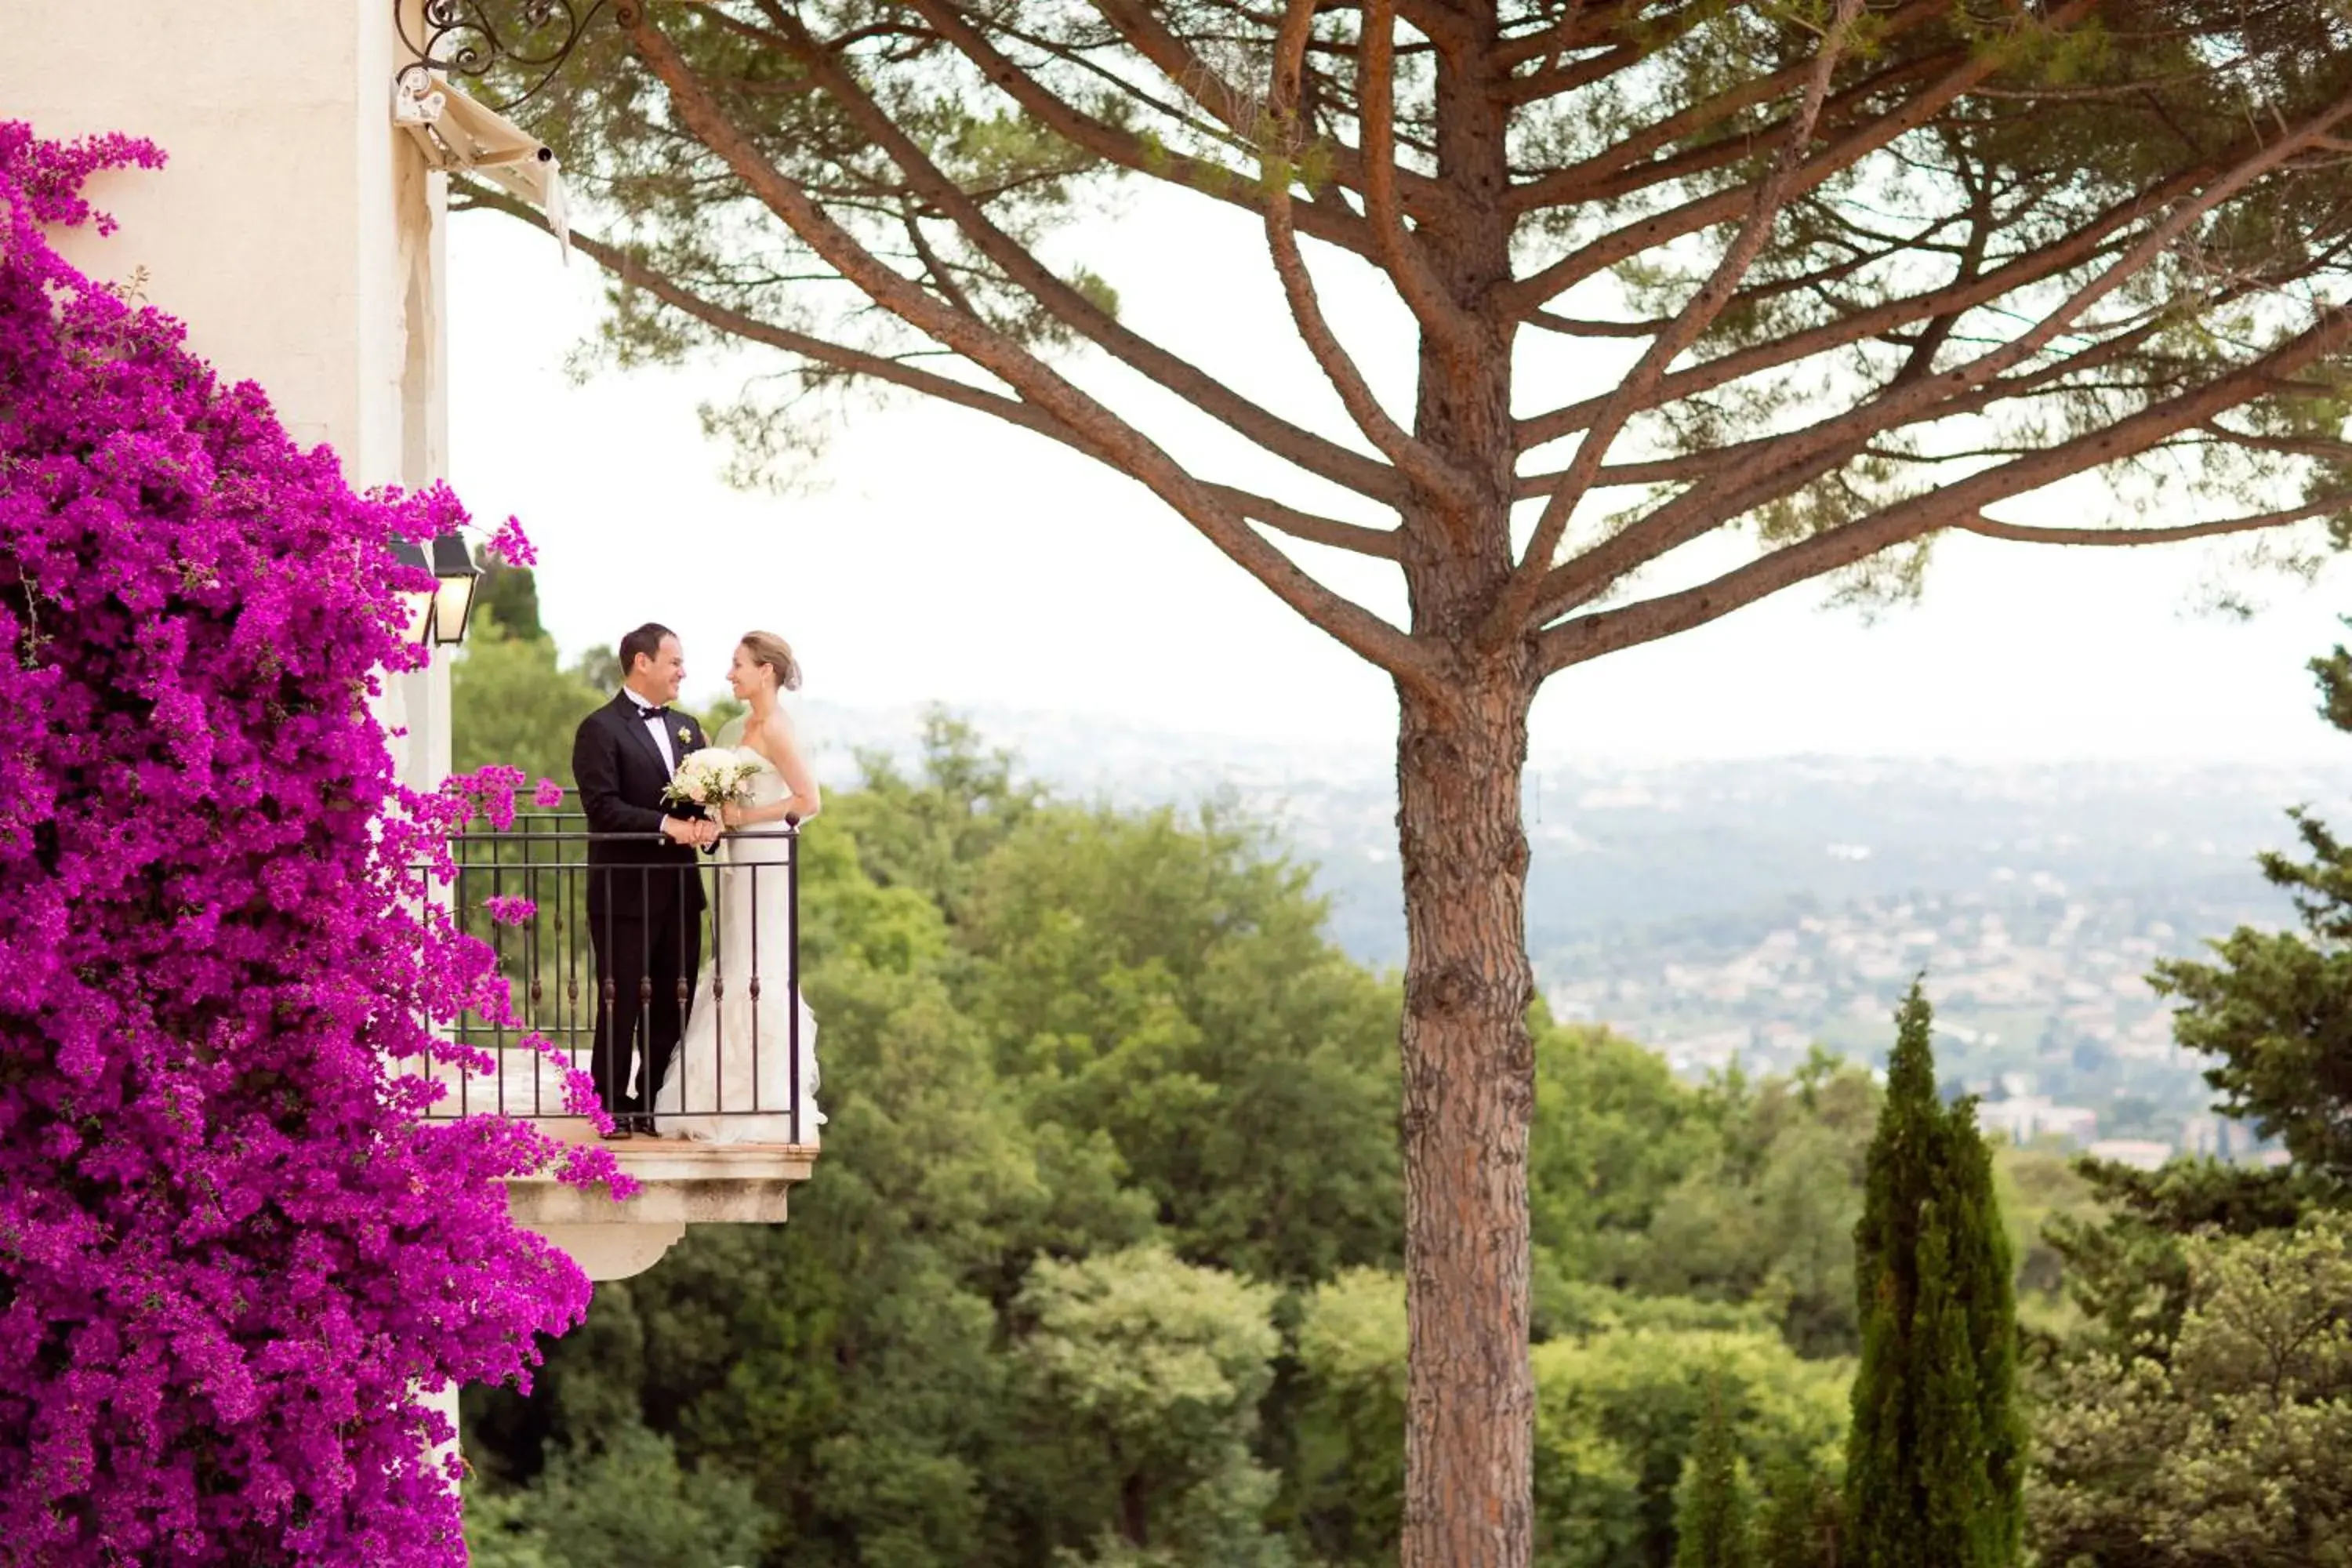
[586,870,704,1116]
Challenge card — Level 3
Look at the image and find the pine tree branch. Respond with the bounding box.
[1500,42,1639,107]
[1394,0,1479,59]
[1507,4,1955,207]
[2200,423,2352,464]
[459,181,1399,559]
[1490,2,1647,72]
[1886,142,1995,388]
[1537,305,2352,674]
[1521,315,2198,624]
[902,0,1382,260]
[1521,311,1664,338]
[613,1,1439,688]
[1086,0,1264,136]
[899,211,985,319]
[1519,228,1928,347]
[1499,0,2100,318]
[676,0,795,49]
[754,0,1406,503]
[1484,0,1866,651]
[1558,83,2352,612]
[1513,158,2207,451]
[1261,0,1484,519]
[1091,0,1456,224]
[1359,0,1485,366]
[1512,82,2352,616]
[1949,495,2352,547]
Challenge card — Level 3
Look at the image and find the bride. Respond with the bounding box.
[655,631,825,1145]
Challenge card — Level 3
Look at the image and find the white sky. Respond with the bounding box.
[446,185,2352,767]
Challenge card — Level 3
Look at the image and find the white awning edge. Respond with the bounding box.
[394,66,570,263]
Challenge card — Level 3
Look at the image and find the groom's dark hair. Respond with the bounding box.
[619,622,677,678]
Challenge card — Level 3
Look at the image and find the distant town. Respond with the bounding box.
[804,701,2347,1167]
[1541,888,2287,1169]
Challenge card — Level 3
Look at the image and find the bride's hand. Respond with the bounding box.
[717,803,741,829]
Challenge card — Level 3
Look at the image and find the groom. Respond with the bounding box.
[572,622,718,1138]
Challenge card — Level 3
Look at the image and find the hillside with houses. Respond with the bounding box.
[808,702,2334,1163]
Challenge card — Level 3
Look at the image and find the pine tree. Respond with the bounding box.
[1845,982,2025,1567]
[2143,628,2352,1192]
[2045,626,2352,1356]
[1675,1374,1751,1568]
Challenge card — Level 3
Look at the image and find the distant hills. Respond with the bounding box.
[798,699,2350,1149]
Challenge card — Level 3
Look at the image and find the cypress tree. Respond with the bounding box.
[1844,982,2024,1567]
[475,561,546,641]
[1675,1374,1751,1568]
[1755,1454,1841,1568]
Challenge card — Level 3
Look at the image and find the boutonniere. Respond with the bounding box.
[677,724,691,744]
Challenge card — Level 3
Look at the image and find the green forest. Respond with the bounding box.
[451,583,2352,1567]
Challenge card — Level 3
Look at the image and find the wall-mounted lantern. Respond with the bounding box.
[390,534,484,647]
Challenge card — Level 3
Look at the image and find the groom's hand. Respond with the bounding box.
[692,819,721,850]
[661,815,699,846]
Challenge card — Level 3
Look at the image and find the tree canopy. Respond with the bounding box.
[2031,1212,2352,1568]
[474,0,2352,670]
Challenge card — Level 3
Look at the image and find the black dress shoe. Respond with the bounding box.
[628,1112,659,1137]
[599,1120,634,1141]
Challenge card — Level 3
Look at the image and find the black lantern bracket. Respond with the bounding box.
[394,0,610,114]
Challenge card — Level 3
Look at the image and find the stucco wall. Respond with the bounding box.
[2,1,453,786]
[1,1,440,485]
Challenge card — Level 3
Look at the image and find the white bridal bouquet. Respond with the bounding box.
[662,746,762,818]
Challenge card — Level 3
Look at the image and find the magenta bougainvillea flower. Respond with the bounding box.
[485,515,536,568]
[0,124,626,1563]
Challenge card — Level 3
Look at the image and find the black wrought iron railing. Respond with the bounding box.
[412,797,810,1145]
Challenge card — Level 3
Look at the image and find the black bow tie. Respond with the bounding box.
[637,704,673,722]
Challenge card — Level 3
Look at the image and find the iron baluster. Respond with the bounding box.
[710,826,725,1116]
[787,818,801,1146]
[747,858,761,1123]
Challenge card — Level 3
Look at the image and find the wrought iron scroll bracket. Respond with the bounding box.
[394,0,610,114]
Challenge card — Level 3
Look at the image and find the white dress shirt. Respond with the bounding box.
[622,687,679,775]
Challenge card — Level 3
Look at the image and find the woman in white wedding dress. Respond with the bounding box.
[655,632,825,1145]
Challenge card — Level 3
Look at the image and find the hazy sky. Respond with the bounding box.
[445,186,2352,767]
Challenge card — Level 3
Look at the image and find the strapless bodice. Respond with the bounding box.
[739,750,787,808]
[721,749,791,865]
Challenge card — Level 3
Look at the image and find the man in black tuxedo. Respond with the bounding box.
[572,622,717,1138]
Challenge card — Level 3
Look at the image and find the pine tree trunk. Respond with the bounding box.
[1392,11,1537,1559]
[1395,670,1537,1568]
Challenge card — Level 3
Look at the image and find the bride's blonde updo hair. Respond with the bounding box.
[739,630,803,692]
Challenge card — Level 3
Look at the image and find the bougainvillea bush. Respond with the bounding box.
[0,125,622,1563]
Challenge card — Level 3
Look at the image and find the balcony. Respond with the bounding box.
[417,799,818,1279]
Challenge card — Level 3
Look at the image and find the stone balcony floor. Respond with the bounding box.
[513,1124,818,1223]
[421,1047,819,1274]
[503,1131,820,1279]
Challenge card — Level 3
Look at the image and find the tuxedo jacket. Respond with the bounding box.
[572,691,710,924]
